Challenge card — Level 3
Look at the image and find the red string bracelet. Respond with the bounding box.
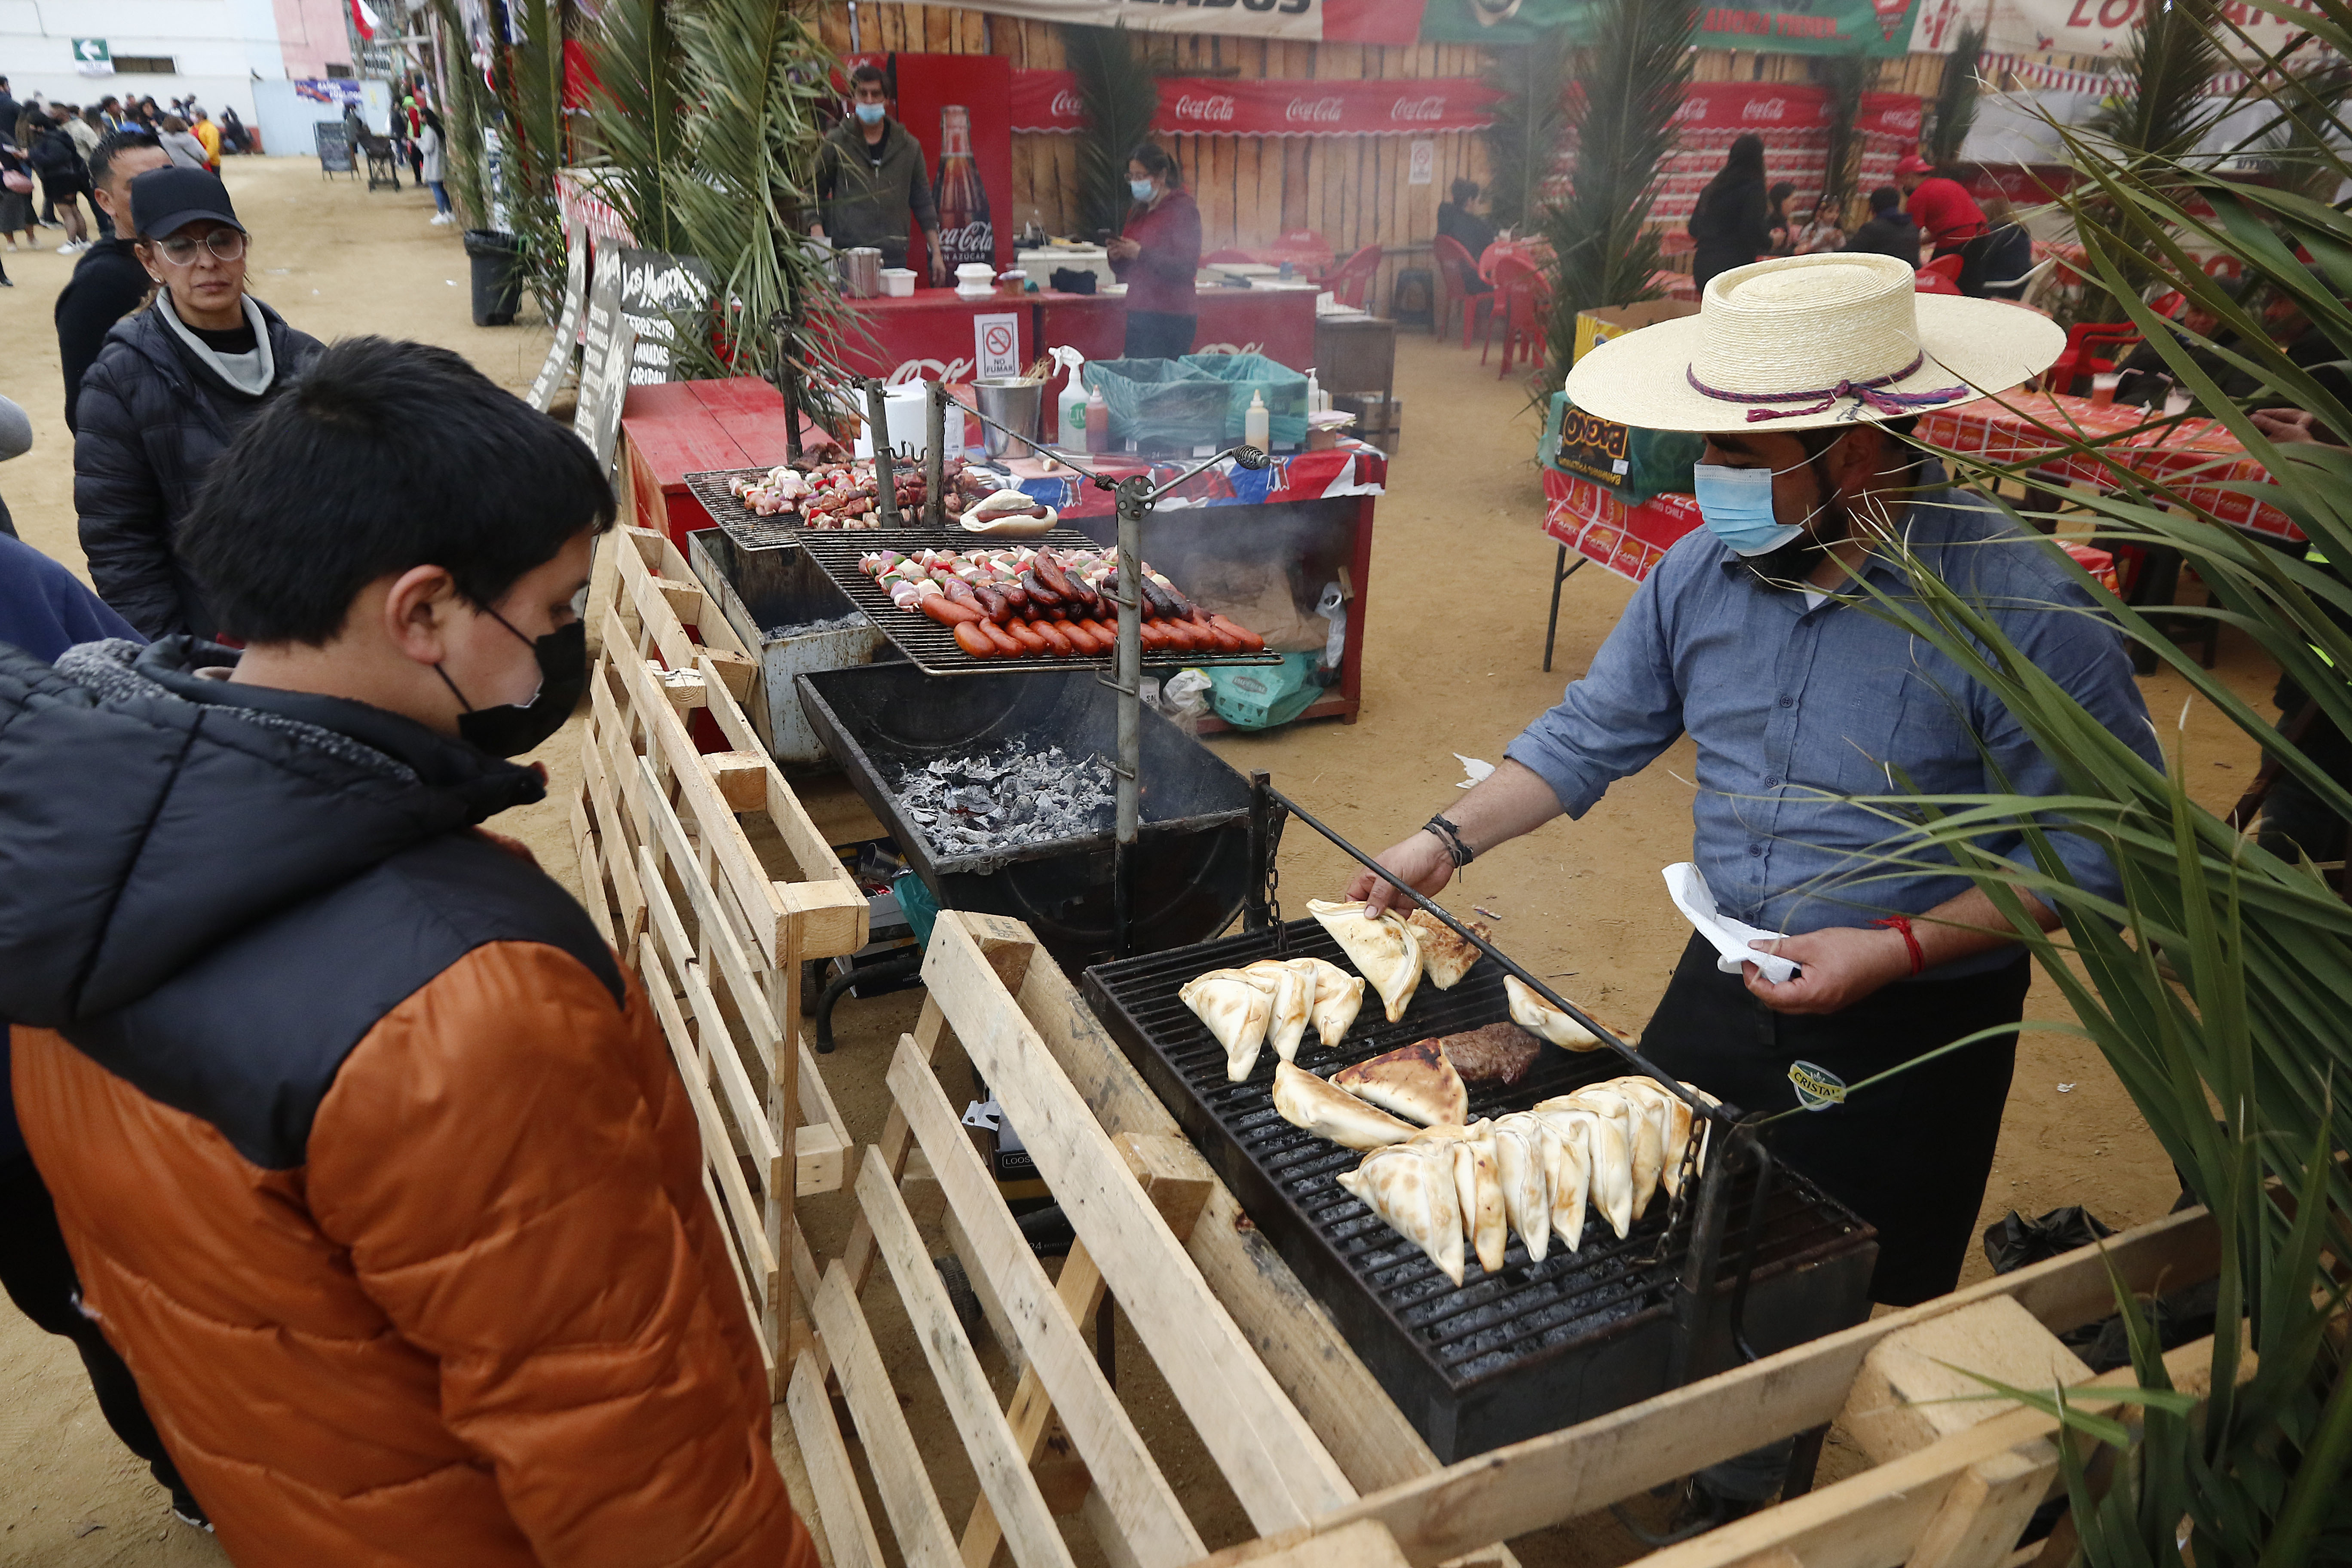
[1872,916,1924,976]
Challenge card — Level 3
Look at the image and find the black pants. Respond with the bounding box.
[1641,934,2030,1305]
[1122,309,1197,361]
[0,1155,190,1503]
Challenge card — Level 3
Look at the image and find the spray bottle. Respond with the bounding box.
[1050,345,1089,450]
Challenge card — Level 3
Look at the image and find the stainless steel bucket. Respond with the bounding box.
[974,378,1043,459]
[840,247,882,299]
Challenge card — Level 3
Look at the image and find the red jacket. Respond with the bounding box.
[1905,176,1986,251]
[1111,188,1201,316]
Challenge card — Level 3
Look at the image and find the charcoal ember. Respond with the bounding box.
[889,741,1116,852]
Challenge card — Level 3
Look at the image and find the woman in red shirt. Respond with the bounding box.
[1107,144,1201,359]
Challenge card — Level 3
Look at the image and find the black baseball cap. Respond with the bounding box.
[128,166,243,242]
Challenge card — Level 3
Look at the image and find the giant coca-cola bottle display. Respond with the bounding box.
[934,104,993,269]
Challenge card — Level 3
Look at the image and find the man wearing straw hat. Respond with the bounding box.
[1353,254,2156,1468]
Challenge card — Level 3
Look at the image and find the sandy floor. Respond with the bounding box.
[0,156,2272,1565]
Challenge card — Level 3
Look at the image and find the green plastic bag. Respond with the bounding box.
[1179,352,1310,450]
[1082,358,1229,452]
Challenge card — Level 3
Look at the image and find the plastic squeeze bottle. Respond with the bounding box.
[1244,389,1271,452]
[1305,367,1322,415]
[1085,387,1110,453]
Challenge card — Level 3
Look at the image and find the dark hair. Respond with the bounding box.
[1768,180,1795,205]
[182,337,616,645]
[1869,184,1901,214]
[1130,142,1180,189]
[1721,133,1766,181]
[1449,178,1479,205]
[850,62,886,88]
[89,128,164,190]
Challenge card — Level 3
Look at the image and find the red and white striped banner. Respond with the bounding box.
[927,0,1425,44]
[1010,70,1499,135]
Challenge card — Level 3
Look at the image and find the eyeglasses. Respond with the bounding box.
[153,230,246,266]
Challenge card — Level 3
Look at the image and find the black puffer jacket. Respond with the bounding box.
[72,300,322,640]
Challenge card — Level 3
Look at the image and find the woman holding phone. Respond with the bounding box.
[1106,144,1200,360]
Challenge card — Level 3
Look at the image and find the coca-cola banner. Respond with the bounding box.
[1566,83,1925,224]
[921,0,1427,44]
[1010,71,1501,136]
[1415,0,1919,54]
[1910,0,2327,59]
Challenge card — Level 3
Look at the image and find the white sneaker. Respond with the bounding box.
[431,212,453,226]
[57,241,85,255]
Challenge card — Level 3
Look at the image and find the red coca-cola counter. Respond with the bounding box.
[828,289,1040,383]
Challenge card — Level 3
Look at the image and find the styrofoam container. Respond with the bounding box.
[880,267,916,297]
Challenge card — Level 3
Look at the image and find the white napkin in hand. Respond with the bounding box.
[1662,863,1799,985]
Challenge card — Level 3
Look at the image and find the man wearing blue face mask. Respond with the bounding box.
[1350,254,2157,1334]
[813,63,943,285]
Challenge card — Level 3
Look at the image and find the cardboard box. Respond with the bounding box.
[1572,299,1700,366]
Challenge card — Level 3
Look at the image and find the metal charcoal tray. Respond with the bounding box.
[1082,921,1877,1461]
[798,529,1285,677]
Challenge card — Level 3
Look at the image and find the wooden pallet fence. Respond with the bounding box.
[574,522,869,1393]
[787,910,1522,1568]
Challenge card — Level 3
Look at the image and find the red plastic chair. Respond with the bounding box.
[1914,269,1963,296]
[1484,255,1550,379]
[1325,243,1384,309]
[1920,253,1965,285]
[2040,323,2140,395]
[1430,234,1494,347]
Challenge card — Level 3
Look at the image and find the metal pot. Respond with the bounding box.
[839,247,882,299]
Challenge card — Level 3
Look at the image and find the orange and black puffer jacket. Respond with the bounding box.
[0,637,815,1568]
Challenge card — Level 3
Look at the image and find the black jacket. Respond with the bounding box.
[1689,175,1772,289]
[1844,211,1922,268]
[73,299,322,639]
[27,124,82,183]
[55,239,150,432]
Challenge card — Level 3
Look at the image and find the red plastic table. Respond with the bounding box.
[618,377,835,551]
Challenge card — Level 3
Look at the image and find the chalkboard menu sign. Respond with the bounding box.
[585,323,637,476]
[314,122,354,173]
[573,256,628,469]
[612,248,715,386]
[528,221,590,413]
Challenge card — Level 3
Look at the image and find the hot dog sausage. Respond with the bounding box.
[953,622,997,658]
[921,595,982,625]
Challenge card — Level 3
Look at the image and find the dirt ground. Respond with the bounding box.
[0,156,2275,1565]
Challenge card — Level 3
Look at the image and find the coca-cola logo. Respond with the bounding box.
[1675,99,1709,122]
[1390,95,1447,122]
[1174,93,1237,122]
[1050,89,1081,119]
[889,356,975,385]
[936,220,993,257]
[1876,107,1922,133]
[1742,98,1789,122]
[1286,96,1345,125]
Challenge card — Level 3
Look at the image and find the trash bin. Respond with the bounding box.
[462,229,523,327]
[1081,358,1228,452]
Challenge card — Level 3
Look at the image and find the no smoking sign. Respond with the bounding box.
[974,313,1020,380]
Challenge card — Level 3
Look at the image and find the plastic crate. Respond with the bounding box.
[1179,352,1310,450]
[1082,358,1231,452]
[1206,652,1324,730]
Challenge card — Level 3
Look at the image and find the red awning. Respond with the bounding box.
[1011,70,1499,136]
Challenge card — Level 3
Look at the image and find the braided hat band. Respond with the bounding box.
[1684,353,1972,423]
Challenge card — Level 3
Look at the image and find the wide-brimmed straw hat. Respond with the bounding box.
[1563,253,2065,435]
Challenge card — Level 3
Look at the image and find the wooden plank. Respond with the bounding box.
[888,1034,1206,1568]
[1904,1448,2056,1568]
[1839,1297,2092,1465]
[705,1164,772,1384]
[924,916,1357,1534]
[567,792,615,947]
[617,535,701,672]
[704,750,770,812]
[1008,951,1455,1499]
[631,745,777,1067]
[693,648,868,932]
[857,1154,1081,1568]
[703,646,758,702]
[1255,1212,2222,1567]
[812,1262,963,1568]
[794,1121,848,1197]
[581,715,647,944]
[638,933,777,1308]
[787,1350,889,1568]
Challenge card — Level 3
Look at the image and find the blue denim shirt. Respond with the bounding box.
[1504,482,2158,978]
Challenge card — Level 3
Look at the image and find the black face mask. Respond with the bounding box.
[434,612,586,758]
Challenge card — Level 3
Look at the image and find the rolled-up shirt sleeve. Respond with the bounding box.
[1504,567,1689,818]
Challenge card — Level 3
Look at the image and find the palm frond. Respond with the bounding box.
[426,0,490,231]
[488,0,570,315]
[582,0,685,253]
[1537,0,1694,389]
[1925,21,1984,167]
[2085,0,2228,158]
[1482,27,1573,235]
[1063,24,1158,243]
[1819,50,1870,223]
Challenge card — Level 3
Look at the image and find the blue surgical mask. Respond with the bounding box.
[1129,178,1155,202]
[854,101,885,125]
[1691,460,1807,556]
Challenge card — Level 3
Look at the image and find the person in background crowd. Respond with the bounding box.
[401,95,423,181]
[1438,178,1497,259]
[97,95,125,130]
[75,167,322,638]
[0,136,33,259]
[1688,133,1774,290]
[1766,180,1798,254]
[58,130,170,432]
[1895,153,1986,277]
[1842,186,1922,267]
[419,107,451,226]
[6,335,820,1568]
[28,108,92,254]
[0,78,20,146]
[219,107,248,155]
[0,525,209,1532]
[64,103,100,163]
[2112,278,2246,410]
[1788,196,1846,255]
[138,97,163,129]
[811,63,944,284]
[190,107,222,172]
[1973,194,2036,298]
[1108,143,1201,360]
[157,114,210,170]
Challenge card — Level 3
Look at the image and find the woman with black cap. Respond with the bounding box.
[73,166,322,639]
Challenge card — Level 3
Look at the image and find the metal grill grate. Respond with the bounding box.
[799,530,1285,677]
[1083,919,1875,1457]
[682,467,819,548]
